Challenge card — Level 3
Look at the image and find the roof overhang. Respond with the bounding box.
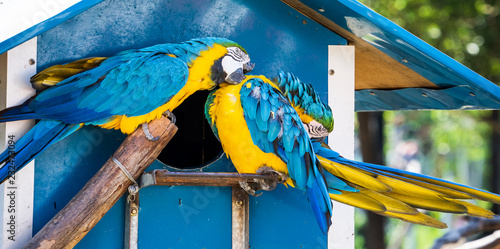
[2,0,499,111]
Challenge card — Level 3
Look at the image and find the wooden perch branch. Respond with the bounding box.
[432,216,500,249]
[453,230,500,249]
[23,117,177,249]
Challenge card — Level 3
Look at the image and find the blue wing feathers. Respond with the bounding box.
[1,45,191,126]
[267,121,281,142]
[259,99,271,122]
[255,103,269,132]
[246,97,258,120]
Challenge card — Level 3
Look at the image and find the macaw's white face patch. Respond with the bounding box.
[303,120,330,138]
[226,47,251,64]
[222,47,254,84]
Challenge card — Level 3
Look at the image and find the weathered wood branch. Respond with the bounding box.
[23,117,177,249]
[452,230,500,249]
[432,216,500,249]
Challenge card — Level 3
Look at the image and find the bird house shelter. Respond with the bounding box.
[1,0,500,248]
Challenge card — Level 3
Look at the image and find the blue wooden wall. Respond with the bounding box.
[34,0,347,248]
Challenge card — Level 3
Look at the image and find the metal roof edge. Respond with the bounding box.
[356,85,500,111]
[0,0,104,55]
[335,0,500,106]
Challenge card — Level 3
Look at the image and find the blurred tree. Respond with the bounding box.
[358,112,386,249]
[356,0,500,248]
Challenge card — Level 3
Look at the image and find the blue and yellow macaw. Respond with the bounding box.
[277,71,500,228]
[204,75,333,234]
[0,37,254,183]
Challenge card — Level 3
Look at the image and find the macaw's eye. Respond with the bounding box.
[226,47,250,64]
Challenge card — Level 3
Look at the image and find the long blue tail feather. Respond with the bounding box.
[0,100,39,122]
[0,121,80,183]
[305,161,333,234]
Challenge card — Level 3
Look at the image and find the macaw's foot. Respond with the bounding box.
[256,166,288,185]
[163,110,176,125]
[238,167,287,196]
[238,181,263,197]
[141,123,160,141]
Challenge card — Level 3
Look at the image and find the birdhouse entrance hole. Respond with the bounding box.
[156,90,222,169]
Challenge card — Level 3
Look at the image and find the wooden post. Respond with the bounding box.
[23,117,177,249]
[328,45,355,249]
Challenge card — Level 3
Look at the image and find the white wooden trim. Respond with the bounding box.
[0,0,82,43]
[327,45,355,249]
[0,38,36,249]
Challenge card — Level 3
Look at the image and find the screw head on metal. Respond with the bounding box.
[29,58,35,65]
[329,69,335,76]
[130,207,138,216]
[235,199,243,207]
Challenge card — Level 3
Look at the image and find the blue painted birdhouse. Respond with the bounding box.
[1,0,500,248]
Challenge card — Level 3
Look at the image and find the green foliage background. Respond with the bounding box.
[354,1,500,248]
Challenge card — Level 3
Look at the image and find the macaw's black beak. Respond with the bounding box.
[225,68,246,84]
[243,62,255,73]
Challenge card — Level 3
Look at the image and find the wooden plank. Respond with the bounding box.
[0,38,37,249]
[150,171,276,187]
[328,45,355,249]
[23,117,177,249]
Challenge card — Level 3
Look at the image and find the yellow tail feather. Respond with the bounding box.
[376,211,448,229]
[319,156,392,193]
[377,173,475,200]
[329,192,386,213]
[31,57,107,90]
[388,172,500,204]
[360,189,418,215]
[376,175,450,200]
[385,192,467,213]
[443,198,495,219]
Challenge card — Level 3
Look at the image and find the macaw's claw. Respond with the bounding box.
[142,123,160,141]
[163,110,176,125]
[255,178,277,191]
[238,167,285,196]
[257,166,288,184]
[238,181,263,197]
